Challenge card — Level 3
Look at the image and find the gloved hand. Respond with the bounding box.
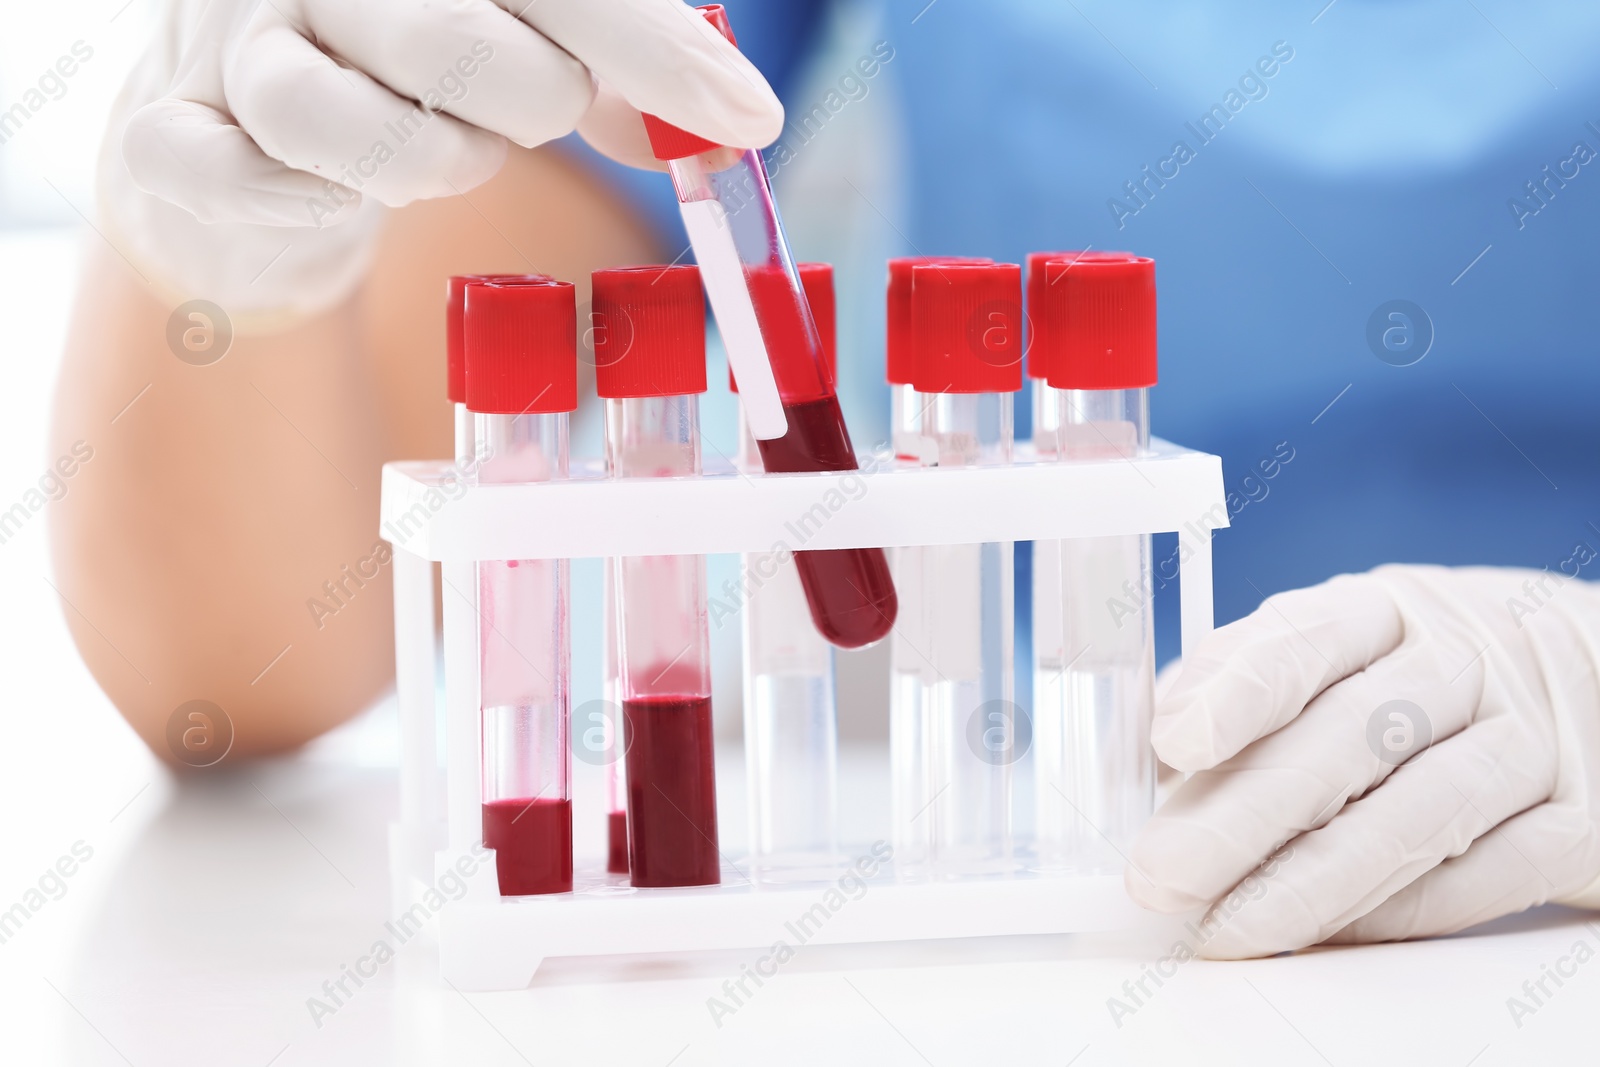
[1127,564,1600,959]
[100,0,782,325]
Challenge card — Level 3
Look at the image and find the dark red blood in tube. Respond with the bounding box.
[756,395,898,648]
[483,797,573,895]
[746,269,898,649]
[623,695,720,887]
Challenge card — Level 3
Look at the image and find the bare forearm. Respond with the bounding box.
[51,146,662,763]
[49,245,393,759]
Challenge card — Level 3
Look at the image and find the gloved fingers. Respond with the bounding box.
[1190,714,1553,959]
[297,0,594,149]
[119,0,349,227]
[1153,572,1404,773]
[122,98,364,227]
[578,80,671,171]
[511,0,784,150]
[1128,642,1481,913]
[1325,802,1599,945]
[226,8,507,211]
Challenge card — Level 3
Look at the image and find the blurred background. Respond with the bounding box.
[6,0,1600,728]
[4,1,1600,1061]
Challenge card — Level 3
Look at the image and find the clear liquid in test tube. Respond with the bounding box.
[465,277,577,896]
[594,265,721,888]
[642,5,897,651]
[1033,255,1158,871]
[601,558,628,875]
[734,263,840,881]
[891,262,1022,877]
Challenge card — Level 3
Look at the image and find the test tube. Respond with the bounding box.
[886,257,991,460]
[641,5,897,651]
[1022,253,1130,455]
[593,264,721,888]
[891,262,1021,876]
[448,274,547,463]
[736,263,840,880]
[601,558,628,874]
[1035,255,1157,870]
[465,276,577,896]
[733,262,835,466]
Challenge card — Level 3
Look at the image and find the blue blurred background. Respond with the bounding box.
[573,0,1600,673]
[6,0,1597,732]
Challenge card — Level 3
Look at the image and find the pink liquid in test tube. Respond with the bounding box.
[642,5,897,650]
[594,264,721,887]
[464,276,577,896]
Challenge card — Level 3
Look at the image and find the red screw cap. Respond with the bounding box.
[642,6,738,161]
[885,256,992,385]
[1023,252,1133,380]
[464,277,577,414]
[447,273,549,403]
[730,262,834,393]
[911,262,1023,394]
[592,265,707,398]
[1038,256,1158,391]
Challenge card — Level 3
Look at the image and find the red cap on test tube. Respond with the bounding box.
[592,265,707,398]
[463,277,578,414]
[447,273,549,403]
[1023,251,1133,380]
[642,6,738,161]
[1038,256,1158,390]
[729,262,834,393]
[886,256,992,385]
[910,262,1023,394]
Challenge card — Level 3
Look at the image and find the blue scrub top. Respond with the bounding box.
[572,0,1600,660]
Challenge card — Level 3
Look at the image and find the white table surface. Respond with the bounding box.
[1,230,1595,1066]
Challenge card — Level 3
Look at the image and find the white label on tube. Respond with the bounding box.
[679,199,789,441]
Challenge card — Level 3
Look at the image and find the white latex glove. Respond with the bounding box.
[100,0,782,326]
[1127,564,1600,959]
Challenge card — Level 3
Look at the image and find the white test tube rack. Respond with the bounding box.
[382,439,1227,990]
